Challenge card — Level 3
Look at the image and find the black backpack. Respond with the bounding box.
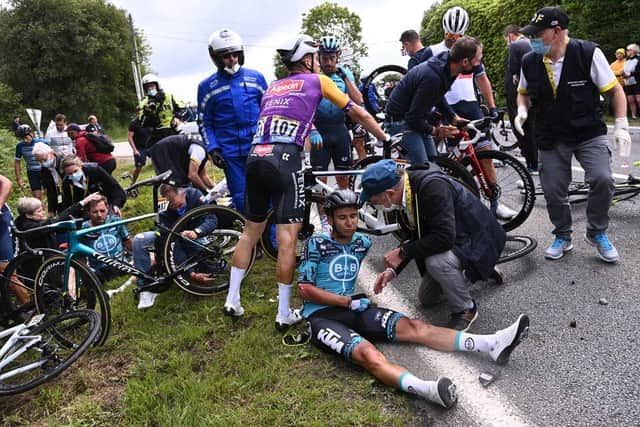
[86,133,114,153]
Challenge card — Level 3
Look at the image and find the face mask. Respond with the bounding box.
[70,171,84,183]
[224,63,241,75]
[41,159,54,168]
[147,89,158,97]
[382,204,402,213]
[530,38,551,56]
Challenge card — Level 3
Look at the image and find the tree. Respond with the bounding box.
[0,0,150,128]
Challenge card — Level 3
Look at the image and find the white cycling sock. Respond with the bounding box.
[455,331,496,353]
[277,282,292,318]
[398,372,437,401]
[225,266,245,306]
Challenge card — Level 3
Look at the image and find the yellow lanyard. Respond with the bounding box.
[542,56,557,98]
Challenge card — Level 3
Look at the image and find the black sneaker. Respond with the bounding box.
[444,301,478,331]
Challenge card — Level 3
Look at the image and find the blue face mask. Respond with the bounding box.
[530,38,551,56]
[41,159,54,168]
[70,171,84,183]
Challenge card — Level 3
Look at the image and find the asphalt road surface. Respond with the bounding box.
[356,131,640,426]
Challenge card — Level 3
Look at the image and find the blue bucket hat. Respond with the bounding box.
[359,159,400,202]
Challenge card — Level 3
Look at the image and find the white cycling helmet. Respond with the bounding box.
[208,28,245,71]
[277,35,319,65]
[141,73,161,93]
[442,6,470,35]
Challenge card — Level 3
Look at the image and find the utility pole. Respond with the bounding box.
[129,14,143,103]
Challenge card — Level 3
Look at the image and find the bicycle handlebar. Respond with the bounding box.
[125,170,173,192]
[11,218,84,237]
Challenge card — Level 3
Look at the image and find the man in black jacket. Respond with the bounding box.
[60,156,126,217]
[360,160,506,331]
[149,134,214,192]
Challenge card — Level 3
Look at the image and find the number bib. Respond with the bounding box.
[254,115,300,144]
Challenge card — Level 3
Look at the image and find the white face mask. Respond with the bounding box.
[147,88,158,97]
[224,63,241,75]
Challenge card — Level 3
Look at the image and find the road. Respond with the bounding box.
[356,130,640,426]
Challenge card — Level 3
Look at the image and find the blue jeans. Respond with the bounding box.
[385,120,436,165]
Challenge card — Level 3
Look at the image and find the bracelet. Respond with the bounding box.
[347,296,352,309]
[384,267,397,279]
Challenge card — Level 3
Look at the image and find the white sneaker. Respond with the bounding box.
[137,291,159,310]
[428,377,458,409]
[495,203,517,220]
[275,308,302,331]
[489,314,529,365]
[223,301,245,317]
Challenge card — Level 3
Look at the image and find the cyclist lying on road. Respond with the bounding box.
[297,189,529,409]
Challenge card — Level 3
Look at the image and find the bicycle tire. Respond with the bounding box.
[462,150,535,232]
[259,192,326,263]
[0,249,63,327]
[362,65,407,118]
[496,235,538,264]
[34,256,111,346]
[0,309,100,396]
[163,205,255,295]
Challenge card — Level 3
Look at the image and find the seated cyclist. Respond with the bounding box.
[132,184,218,310]
[221,34,389,332]
[298,189,529,409]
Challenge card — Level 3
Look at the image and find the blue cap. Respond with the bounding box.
[359,159,400,202]
[66,123,81,132]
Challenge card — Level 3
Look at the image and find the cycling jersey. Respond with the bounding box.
[82,215,129,270]
[44,128,74,157]
[298,232,372,318]
[197,67,267,156]
[15,138,46,172]
[315,68,355,125]
[253,73,354,147]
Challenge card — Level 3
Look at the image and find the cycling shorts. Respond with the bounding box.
[0,205,15,262]
[307,304,405,362]
[245,143,304,224]
[311,123,352,171]
[27,170,42,191]
[449,100,493,150]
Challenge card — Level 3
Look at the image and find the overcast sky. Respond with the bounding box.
[109,0,438,103]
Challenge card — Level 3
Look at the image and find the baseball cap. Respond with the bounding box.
[520,7,569,36]
[66,123,81,132]
[359,159,400,203]
[85,124,97,133]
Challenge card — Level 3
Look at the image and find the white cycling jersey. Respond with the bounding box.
[429,40,486,105]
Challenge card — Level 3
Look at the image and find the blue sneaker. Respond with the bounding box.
[544,237,573,260]
[527,167,539,176]
[584,233,619,263]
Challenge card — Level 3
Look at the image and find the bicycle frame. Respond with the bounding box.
[0,314,46,380]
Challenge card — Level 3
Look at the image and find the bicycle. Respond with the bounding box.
[0,309,100,396]
[489,108,518,152]
[533,174,640,205]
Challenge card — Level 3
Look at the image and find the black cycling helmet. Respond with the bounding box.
[324,189,360,213]
[16,124,32,138]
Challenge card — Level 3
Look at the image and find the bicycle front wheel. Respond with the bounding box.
[497,235,538,264]
[463,150,535,232]
[0,309,101,396]
[34,256,111,346]
[163,205,255,296]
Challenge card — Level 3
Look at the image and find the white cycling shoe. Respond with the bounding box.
[496,203,517,220]
[137,291,159,310]
[489,314,530,365]
[223,301,245,317]
[275,309,302,331]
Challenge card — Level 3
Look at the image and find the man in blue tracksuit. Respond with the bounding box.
[197,28,267,214]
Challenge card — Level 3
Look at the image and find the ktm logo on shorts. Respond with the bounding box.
[267,80,304,96]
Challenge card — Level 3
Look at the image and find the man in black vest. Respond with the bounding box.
[149,134,215,192]
[515,7,630,263]
[360,160,506,331]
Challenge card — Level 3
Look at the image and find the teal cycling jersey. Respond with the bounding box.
[315,68,355,125]
[298,232,372,318]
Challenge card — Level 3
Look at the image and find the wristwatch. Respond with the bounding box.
[194,227,203,237]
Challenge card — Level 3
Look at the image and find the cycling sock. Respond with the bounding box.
[226,266,245,306]
[277,282,292,318]
[398,372,437,401]
[455,331,495,353]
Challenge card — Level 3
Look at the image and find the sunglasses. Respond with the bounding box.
[222,52,241,59]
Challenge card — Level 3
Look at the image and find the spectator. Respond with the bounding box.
[0,174,18,297]
[45,113,75,156]
[87,115,104,135]
[60,156,126,217]
[11,115,21,137]
[150,134,214,192]
[67,123,116,174]
[610,48,626,87]
[81,195,132,283]
[15,124,47,199]
[400,29,426,70]
[32,142,65,216]
[127,119,152,184]
[623,43,640,119]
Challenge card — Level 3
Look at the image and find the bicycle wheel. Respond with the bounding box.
[497,235,538,264]
[491,120,518,151]
[462,150,535,232]
[34,256,111,346]
[163,205,255,295]
[432,156,480,196]
[0,249,62,327]
[0,309,100,396]
[362,65,407,119]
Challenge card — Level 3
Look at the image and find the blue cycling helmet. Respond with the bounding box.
[319,35,342,54]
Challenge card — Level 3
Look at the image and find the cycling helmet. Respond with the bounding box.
[208,28,245,70]
[324,189,360,213]
[442,6,470,35]
[16,124,32,138]
[319,35,341,54]
[142,73,161,91]
[277,35,319,65]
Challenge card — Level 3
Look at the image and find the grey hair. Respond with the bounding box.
[32,142,53,158]
[627,44,639,52]
[17,197,43,216]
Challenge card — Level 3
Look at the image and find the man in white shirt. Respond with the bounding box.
[44,113,75,157]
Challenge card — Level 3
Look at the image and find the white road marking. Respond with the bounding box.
[357,260,533,426]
